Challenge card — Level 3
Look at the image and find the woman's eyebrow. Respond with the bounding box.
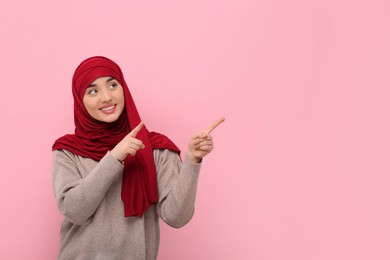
[87,77,116,88]
[106,77,115,83]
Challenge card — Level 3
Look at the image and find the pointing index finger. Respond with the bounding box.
[129,122,144,137]
[205,117,225,134]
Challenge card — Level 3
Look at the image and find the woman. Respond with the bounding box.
[52,56,223,260]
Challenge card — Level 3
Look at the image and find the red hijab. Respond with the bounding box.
[53,56,180,217]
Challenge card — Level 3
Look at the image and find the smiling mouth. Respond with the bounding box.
[100,104,117,114]
[100,105,116,111]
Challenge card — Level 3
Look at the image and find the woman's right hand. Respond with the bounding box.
[110,122,145,162]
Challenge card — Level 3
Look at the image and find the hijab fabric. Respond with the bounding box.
[53,56,180,217]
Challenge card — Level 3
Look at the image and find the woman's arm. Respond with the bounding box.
[52,149,123,225]
[155,149,201,228]
[155,118,224,227]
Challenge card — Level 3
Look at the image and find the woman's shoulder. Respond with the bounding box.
[153,148,181,168]
[52,148,77,163]
[53,147,75,155]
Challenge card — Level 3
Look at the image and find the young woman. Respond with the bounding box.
[52,56,223,260]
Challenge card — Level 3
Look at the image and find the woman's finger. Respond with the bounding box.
[204,117,225,134]
[194,140,213,148]
[127,137,143,147]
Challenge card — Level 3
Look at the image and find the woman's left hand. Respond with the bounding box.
[187,118,225,164]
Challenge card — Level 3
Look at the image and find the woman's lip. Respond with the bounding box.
[100,104,117,114]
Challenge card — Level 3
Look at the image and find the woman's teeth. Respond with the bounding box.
[101,105,115,111]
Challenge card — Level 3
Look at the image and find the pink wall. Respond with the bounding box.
[1,0,390,259]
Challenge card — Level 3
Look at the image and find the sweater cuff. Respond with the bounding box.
[182,153,202,176]
[103,152,124,173]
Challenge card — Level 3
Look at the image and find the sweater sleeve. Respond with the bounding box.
[52,149,123,225]
[154,149,201,228]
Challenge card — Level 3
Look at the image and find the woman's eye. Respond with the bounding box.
[88,89,97,95]
[109,83,117,89]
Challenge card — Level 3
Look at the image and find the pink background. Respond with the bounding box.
[1,0,390,259]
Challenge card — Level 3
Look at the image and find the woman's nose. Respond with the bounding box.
[101,89,112,102]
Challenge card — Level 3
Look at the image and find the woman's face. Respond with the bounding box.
[83,76,125,123]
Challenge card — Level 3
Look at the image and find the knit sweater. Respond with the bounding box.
[52,148,201,260]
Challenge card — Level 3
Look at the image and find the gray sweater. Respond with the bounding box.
[52,148,201,260]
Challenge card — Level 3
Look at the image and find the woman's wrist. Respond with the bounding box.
[109,150,124,164]
[187,152,202,164]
